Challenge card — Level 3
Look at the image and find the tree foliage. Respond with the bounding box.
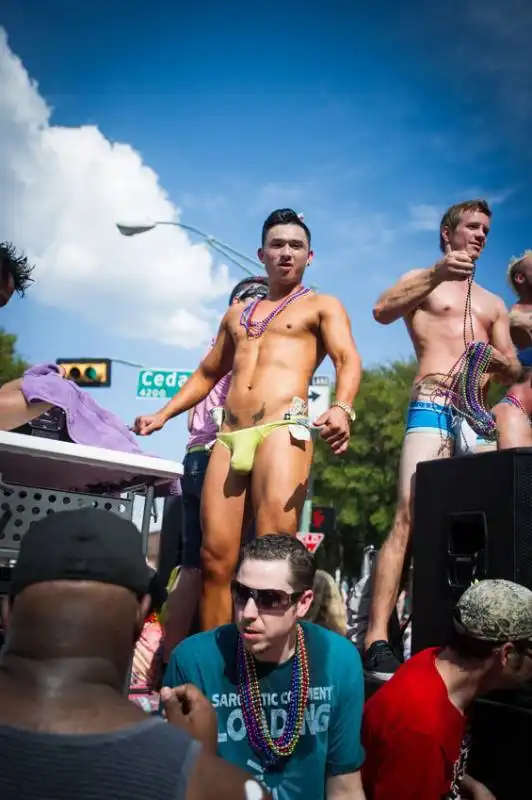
[0,329,29,386]
[312,360,508,580]
[313,360,417,580]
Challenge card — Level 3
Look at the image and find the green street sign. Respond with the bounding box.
[136,369,192,400]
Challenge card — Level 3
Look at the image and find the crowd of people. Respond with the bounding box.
[1,201,532,799]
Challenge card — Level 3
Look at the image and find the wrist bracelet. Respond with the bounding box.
[332,401,356,422]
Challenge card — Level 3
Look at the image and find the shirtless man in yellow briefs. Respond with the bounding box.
[133,208,361,630]
[363,199,521,681]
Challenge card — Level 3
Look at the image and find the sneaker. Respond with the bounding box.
[363,640,402,681]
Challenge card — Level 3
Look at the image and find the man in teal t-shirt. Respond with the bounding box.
[163,535,365,800]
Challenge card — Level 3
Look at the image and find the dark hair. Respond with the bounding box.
[261,208,311,248]
[439,199,492,253]
[240,534,316,592]
[229,276,269,305]
[447,626,500,660]
[0,242,35,296]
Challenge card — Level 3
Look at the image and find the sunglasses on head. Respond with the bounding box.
[234,285,268,302]
[231,580,302,611]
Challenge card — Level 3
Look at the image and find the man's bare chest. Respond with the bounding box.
[420,283,493,328]
[228,304,317,344]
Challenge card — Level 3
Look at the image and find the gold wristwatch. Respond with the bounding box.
[332,401,356,422]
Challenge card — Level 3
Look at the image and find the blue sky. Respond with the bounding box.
[2,0,531,462]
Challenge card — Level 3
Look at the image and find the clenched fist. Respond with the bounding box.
[161,684,218,754]
[132,411,166,436]
[434,248,475,282]
[314,405,351,455]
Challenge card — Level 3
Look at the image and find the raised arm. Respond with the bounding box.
[488,300,522,385]
[313,296,361,455]
[161,684,273,800]
[373,268,439,325]
[319,295,361,407]
[133,314,235,435]
[373,249,475,325]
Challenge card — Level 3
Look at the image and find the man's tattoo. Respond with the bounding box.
[225,407,239,426]
[252,403,266,424]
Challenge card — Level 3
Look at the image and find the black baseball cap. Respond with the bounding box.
[10,508,152,599]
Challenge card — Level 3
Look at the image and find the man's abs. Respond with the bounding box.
[223,371,313,430]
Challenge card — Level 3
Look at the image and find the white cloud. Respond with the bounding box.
[458,187,515,207]
[0,28,232,347]
[484,188,515,206]
[408,204,441,232]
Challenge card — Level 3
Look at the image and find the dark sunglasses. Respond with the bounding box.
[231,580,302,611]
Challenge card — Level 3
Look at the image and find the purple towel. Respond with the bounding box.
[20,363,182,495]
[21,363,145,453]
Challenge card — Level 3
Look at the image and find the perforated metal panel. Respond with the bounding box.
[0,481,133,559]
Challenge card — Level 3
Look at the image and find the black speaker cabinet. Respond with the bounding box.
[468,698,532,798]
[412,448,532,655]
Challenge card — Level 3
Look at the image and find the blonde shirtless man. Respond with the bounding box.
[133,209,361,631]
[493,368,532,448]
[492,251,532,448]
[364,199,521,680]
[507,250,532,352]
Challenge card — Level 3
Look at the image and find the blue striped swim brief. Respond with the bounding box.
[406,400,492,448]
[406,400,455,437]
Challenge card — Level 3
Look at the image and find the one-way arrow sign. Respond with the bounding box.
[308,377,331,423]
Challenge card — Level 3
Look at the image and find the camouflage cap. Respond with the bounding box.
[455,579,532,642]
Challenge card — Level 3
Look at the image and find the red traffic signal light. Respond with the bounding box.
[311,506,335,535]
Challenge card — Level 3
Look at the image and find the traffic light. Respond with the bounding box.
[311,505,336,536]
[56,358,112,388]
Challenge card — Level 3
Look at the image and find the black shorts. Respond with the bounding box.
[181,449,210,568]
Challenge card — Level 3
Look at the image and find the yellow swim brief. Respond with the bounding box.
[217,417,310,474]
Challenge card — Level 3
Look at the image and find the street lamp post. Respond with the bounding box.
[116,220,262,278]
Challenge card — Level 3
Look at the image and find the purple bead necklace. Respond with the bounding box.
[236,625,310,767]
[240,286,312,339]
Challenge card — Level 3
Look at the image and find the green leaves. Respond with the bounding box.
[0,329,29,386]
[313,360,417,578]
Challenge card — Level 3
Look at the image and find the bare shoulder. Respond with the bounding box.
[225,305,241,323]
[475,283,507,319]
[312,293,348,315]
[223,304,243,334]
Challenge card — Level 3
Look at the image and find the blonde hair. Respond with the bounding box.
[305,570,347,636]
[507,250,532,295]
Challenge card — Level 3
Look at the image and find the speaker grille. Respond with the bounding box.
[513,453,532,588]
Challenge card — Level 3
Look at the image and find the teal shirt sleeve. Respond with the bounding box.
[162,647,189,689]
[326,638,365,776]
[159,640,198,715]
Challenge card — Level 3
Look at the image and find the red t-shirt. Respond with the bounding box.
[362,648,467,800]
